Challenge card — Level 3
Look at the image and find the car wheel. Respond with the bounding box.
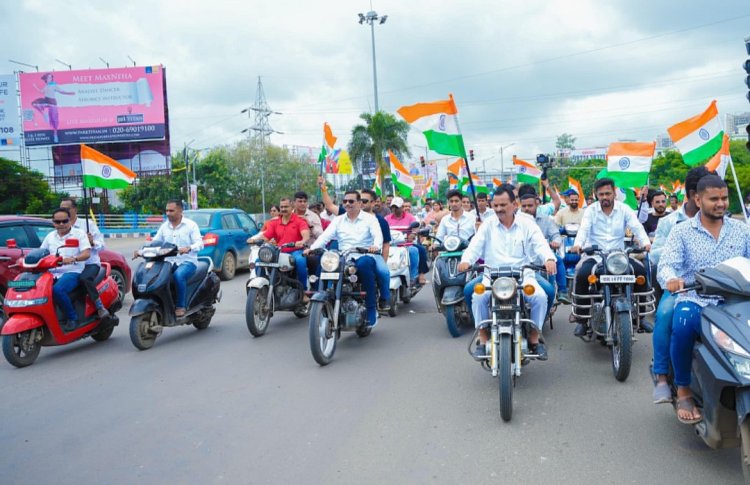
[110,269,126,302]
[220,252,236,280]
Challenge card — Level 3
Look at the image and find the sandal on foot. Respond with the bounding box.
[676,398,703,424]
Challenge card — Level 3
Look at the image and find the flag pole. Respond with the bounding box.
[79,144,90,233]
[450,94,480,223]
[728,157,749,224]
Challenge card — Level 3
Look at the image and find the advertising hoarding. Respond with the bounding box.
[19,66,166,146]
[52,138,172,176]
[0,74,21,146]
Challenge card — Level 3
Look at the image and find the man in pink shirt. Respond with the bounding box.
[385,197,428,285]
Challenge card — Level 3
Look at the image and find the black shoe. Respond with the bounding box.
[472,344,487,359]
[532,342,548,361]
[97,307,110,319]
[63,319,79,331]
[574,323,588,337]
[377,300,390,312]
[640,321,654,333]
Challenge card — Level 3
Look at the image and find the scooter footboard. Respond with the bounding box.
[441,286,465,306]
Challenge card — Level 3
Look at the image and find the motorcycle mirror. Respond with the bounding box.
[6,238,17,249]
[408,221,420,229]
[64,238,80,248]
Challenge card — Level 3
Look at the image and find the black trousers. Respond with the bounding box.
[80,264,102,304]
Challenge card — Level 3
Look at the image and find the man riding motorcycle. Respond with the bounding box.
[40,208,92,330]
[458,185,557,360]
[657,175,750,424]
[248,197,310,295]
[135,199,203,317]
[570,178,651,337]
[60,197,109,319]
[305,190,383,327]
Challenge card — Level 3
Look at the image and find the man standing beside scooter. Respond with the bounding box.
[138,199,203,317]
[60,198,109,319]
[40,208,92,330]
[657,175,750,424]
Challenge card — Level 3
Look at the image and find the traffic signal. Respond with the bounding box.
[419,156,425,167]
[469,149,474,161]
[744,58,750,103]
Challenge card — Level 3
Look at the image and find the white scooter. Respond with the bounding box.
[386,230,412,317]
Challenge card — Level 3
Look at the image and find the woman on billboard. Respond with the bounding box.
[31,73,75,143]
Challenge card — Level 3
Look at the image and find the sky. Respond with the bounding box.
[2,0,750,174]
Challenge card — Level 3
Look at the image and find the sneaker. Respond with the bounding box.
[532,342,548,361]
[472,344,487,359]
[557,294,571,305]
[377,299,391,312]
[97,307,110,319]
[574,323,588,337]
[652,382,672,404]
[368,315,379,328]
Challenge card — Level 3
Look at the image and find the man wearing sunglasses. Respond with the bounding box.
[39,208,92,331]
[306,190,383,327]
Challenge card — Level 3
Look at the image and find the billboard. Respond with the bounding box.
[19,66,166,146]
[0,74,21,146]
[52,138,172,175]
[561,147,607,162]
[405,161,438,198]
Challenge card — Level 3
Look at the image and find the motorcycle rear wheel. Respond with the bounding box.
[499,333,513,422]
[388,292,398,317]
[612,310,633,382]
[2,331,41,368]
[129,311,159,351]
[309,301,336,366]
[740,419,750,481]
[246,287,271,337]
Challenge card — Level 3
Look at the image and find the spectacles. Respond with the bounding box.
[342,199,357,204]
[361,199,371,203]
[53,219,69,224]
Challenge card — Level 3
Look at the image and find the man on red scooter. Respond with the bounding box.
[39,208,92,331]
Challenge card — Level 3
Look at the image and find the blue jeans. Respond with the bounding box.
[53,272,81,321]
[407,246,419,281]
[670,301,703,387]
[172,262,197,309]
[355,256,378,325]
[290,250,308,290]
[536,273,555,318]
[464,275,483,326]
[414,243,429,275]
[555,254,567,292]
[372,254,390,303]
[652,291,676,376]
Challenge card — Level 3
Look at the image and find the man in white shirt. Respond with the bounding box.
[466,192,494,222]
[458,185,557,360]
[570,178,651,337]
[140,199,204,317]
[306,190,383,327]
[436,189,476,242]
[40,208,92,330]
[60,198,109,319]
[294,191,323,246]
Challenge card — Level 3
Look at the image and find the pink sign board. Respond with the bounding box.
[19,66,166,146]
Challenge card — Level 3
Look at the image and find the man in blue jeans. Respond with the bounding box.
[142,199,204,317]
[657,175,750,424]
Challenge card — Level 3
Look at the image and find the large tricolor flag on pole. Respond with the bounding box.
[513,158,542,185]
[705,133,730,179]
[606,141,655,188]
[388,150,415,198]
[667,100,723,166]
[81,144,135,189]
[397,94,466,158]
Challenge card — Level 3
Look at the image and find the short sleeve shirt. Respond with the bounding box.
[263,213,310,252]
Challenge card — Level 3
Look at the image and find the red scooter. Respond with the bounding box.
[1,238,121,367]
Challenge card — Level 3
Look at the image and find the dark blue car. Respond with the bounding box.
[184,209,260,280]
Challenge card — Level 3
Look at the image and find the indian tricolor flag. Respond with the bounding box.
[81,144,135,189]
[606,141,655,188]
[567,177,587,207]
[705,133,730,179]
[373,166,383,197]
[667,100,723,166]
[513,158,542,184]
[447,158,467,189]
[463,173,488,195]
[397,94,466,158]
[424,176,436,199]
[388,150,415,198]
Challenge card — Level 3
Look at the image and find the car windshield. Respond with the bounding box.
[184,211,212,228]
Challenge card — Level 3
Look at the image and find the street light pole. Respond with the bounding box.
[358,10,387,112]
[499,143,515,180]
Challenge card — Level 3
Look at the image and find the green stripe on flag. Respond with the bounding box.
[517,173,540,185]
[83,175,132,189]
[607,171,649,188]
[682,132,723,166]
[392,174,413,198]
[423,130,464,157]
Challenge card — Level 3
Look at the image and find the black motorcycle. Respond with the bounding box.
[430,234,474,337]
[307,247,377,366]
[245,241,309,337]
[129,242,221,350]
[571,245,656,381]
[650,257,750,479]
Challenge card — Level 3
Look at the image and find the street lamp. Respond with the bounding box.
[499,143,516,180]
[357,10,387,112]
[8,59,39,72]
[55,59,72,70]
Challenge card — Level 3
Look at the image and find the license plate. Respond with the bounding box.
[600,275,636,284]
[8,279,35,289]
[258,262,279,268]
[320,272,339,280]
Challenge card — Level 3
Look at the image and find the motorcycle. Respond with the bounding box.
[570,245,656,381]
[649,257,750,479]
[1,238,121,367]
[430,234,474,337]
[129,242,221,350]
[385,222,425,317]
[245,241,309,336]
[307,247,377,366]
[468,263,548,422]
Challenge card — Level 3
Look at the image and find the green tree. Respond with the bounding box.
[0,157,68,214]
[348,111,411,184]
[556,133,577,151]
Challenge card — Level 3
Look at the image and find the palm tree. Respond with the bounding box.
[348,111,411,189]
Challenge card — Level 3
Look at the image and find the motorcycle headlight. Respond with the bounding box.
[712,324,750,380]
[444,236,461,252]
[492,277,517,300]
[158,247,174,256]
[258,246,276,263]
[606,252,629,275]
[564,223,579,236]
[5,297,48,308]
[142,247,159,258]
[320,251,340,272]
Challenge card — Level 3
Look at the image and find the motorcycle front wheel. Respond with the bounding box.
[740,418,750,481]
[309,301,336,366]
[129,311,160,351]
[612,310,633,382]
[499,333,513,422]
[246,287,271,337]
[2,330,41,368]
[444,305,463,338]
